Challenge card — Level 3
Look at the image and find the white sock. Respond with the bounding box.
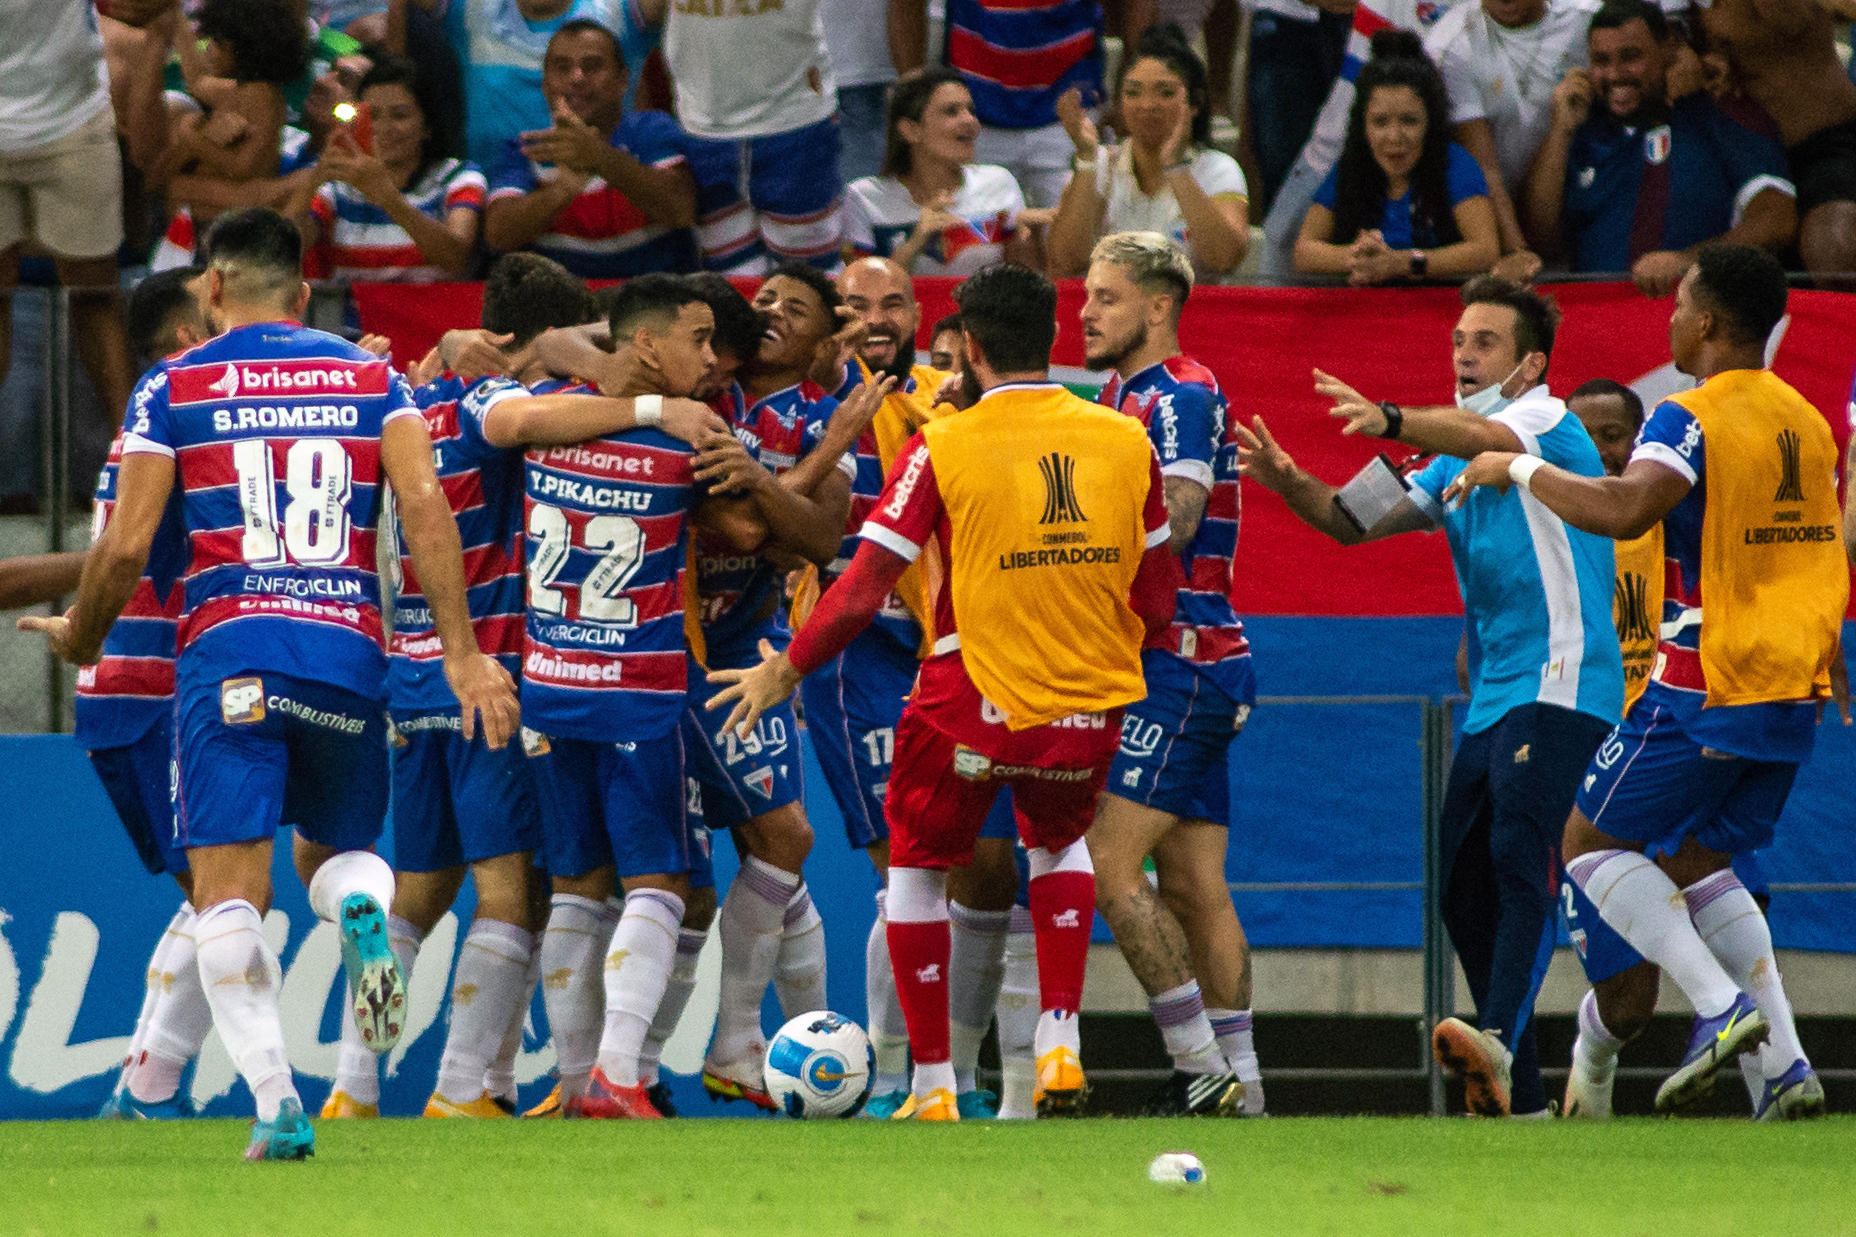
[192,900,297,1122]
[710,856,800,1065]
[912,1059,957,1099]
[130,906,213,1104]
[306,850,396,922]
[1572,988,1624,1081]
[1151,981,1226,1075]
[1684,871,1806,1073]
[1740,1050,1766,1111]
[119,906,183,1094]
[435,919,533,1103]
[596,888,685,1089]
[640,927,708,1084]
[333,915,422,1105]
[1207,1007,1263,1114]
[773,884,828,1019]
[1033,1008,1080,1061]
[1566,850,1741,1019]
[485,943,542,1103]
[867,891,909,1096]
[947,902,1010,1094]
[540,894,613,1099]
[996,907,1039,1119]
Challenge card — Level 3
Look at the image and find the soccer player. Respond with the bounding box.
[709,263,1181,1121]
[928,313,966,376]
[1235,277,1624,1118]
[476,274,754,1119]
[680,265,865,1109]
[1448,245,1848,1120]
[21,207,520,1160]
[1081,232,1255,1118]
[0,269,211,1119]
[813,256,1023,1118]
[320,255,602,1120]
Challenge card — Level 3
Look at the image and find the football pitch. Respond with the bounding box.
[3,1116,1852,1236]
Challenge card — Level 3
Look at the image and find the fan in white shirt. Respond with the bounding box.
[1048,25,1251,282]
[1427,0,1602,280]
[841,66,1036,276]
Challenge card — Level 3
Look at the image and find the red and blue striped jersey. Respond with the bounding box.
[387,374,531,714]
[309,158,488,283]
[946,0,1104,131]
[121,323,419,699]
[522,426,702,739]
[1100,355,1251,697]
[693,378,846,659]
[73,430,190,750]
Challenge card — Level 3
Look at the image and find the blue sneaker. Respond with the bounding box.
[956,1089,999,1119]
[97,1087,196,1120]
[863,1089,909,1119]
[1654,993,1768,1113]
[245,1097,315,1162]
[338,892,406,1054]
[1754,1058,1826,1122]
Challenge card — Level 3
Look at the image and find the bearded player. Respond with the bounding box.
[709,263,1179,1121]
[1080,232,1258,1117]
[812,256,1024,1117]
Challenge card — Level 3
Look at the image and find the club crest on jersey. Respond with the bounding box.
[1037,452,1087,524]
[220,677,265,725]
[744,766,776,799]
[952,745,992,780]
[520,727,552,757]
[1644,126,1672,166]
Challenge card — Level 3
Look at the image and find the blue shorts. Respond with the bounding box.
[1575,696,1801,858]
[88,716,187,876]
[1105,656,1254,826]
[685,649,804,831]
[389,713,541,872]
[685,114,843,271]
[173,670,388,853]
[1563,849,1773,985]
[528,728,700,881]
[803,632,1017,849]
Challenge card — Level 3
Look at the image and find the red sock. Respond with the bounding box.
[1028,870,1095,1014]
[885,918,952,1065]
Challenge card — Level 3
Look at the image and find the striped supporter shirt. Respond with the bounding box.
[309,158,487,283]
[945,0,1105,131]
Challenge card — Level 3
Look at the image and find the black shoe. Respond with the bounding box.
[647,1081,679,1118]
[1143,1069,1242,1117]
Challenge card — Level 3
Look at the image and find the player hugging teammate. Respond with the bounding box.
[18,206,1839,1147]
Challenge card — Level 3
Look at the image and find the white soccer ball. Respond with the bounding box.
[763,1010,874,1119]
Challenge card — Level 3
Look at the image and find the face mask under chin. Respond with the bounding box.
[1454,362,1527,416]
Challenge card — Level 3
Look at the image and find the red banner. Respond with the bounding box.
[354,279,1856,617]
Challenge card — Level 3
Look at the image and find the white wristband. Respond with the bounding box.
[1508,454,1546,492]
[634,393,663,427]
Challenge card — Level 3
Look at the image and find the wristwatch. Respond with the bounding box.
[1409,250,1429,278]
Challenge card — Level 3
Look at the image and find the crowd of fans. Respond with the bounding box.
[3,0,1855,509]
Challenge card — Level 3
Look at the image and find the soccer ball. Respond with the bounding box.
[763,1011,874,1119]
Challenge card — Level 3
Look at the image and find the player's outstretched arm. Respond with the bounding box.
[20,457,174,663]
[1444,453,1691,539]
[0,551,88,612]
[1234,416,1430,545]
[1316,369,1525,460]
[381,416,521,749]
[481,392,727,450]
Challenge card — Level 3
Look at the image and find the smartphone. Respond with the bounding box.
[331,100,373,154]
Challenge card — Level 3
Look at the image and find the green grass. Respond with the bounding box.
[2,1116,1853,1236]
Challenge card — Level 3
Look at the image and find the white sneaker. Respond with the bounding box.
[1563,1061,1614,1120]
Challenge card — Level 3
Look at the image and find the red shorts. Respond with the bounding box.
[883,655,1122,869]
